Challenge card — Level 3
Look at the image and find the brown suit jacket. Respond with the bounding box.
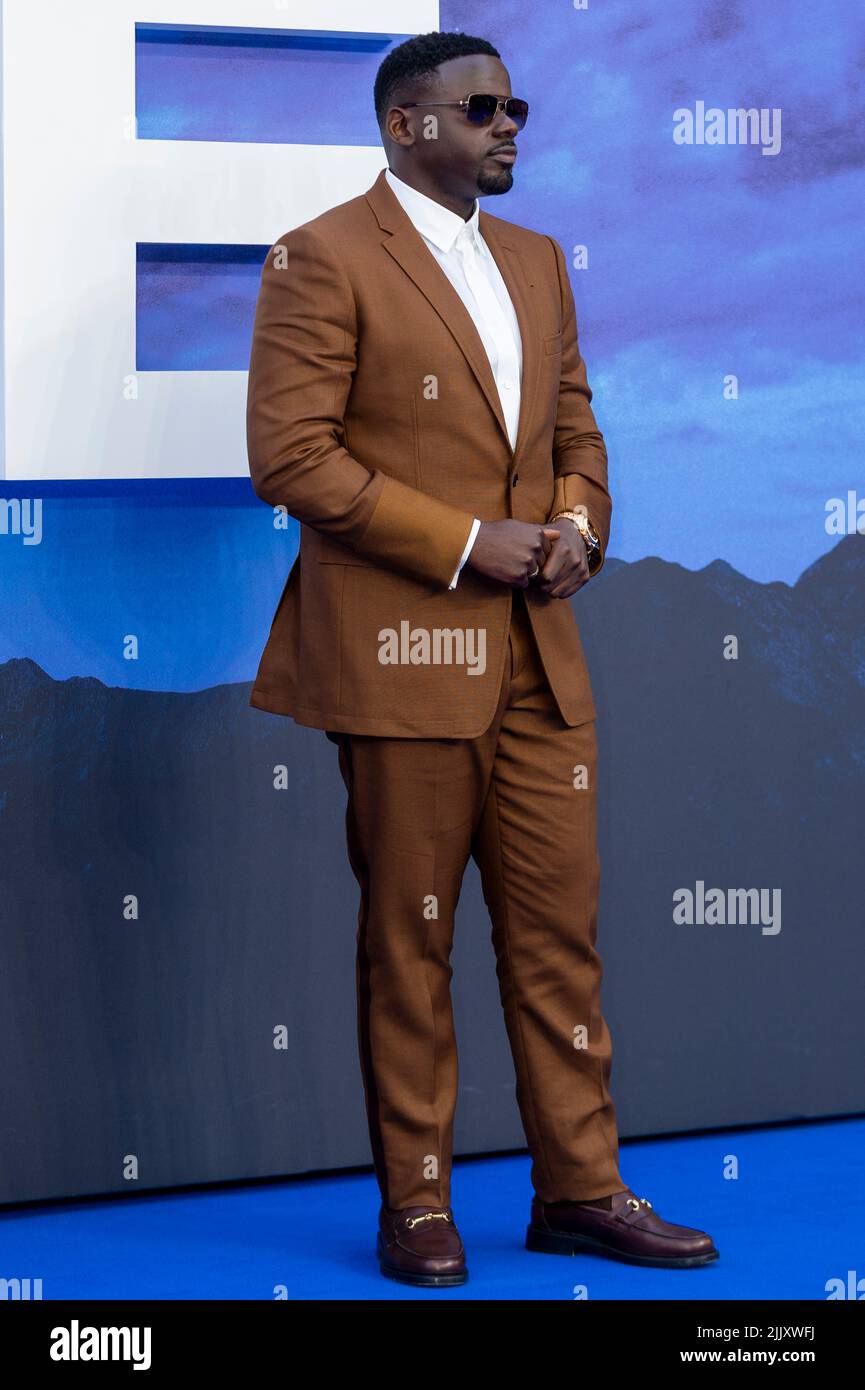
[246,167,612,737]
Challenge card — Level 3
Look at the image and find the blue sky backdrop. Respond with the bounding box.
[443,0,864,578]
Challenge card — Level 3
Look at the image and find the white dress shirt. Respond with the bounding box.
[384,166,523,588]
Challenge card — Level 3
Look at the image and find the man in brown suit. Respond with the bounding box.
[246,30,717,1286]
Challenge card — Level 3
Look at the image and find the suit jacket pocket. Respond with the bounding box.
[315,535,376,566]
[543,330,563,355]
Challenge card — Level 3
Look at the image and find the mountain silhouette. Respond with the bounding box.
[1,536,863,1204]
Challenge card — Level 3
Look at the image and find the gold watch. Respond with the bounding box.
[551,509,602,572]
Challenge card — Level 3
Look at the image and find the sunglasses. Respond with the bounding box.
[401,93,529,130]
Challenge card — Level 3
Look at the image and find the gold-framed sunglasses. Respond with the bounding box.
[401,93,529,129]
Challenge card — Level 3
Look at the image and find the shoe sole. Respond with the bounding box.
[376,1232,468,1287]
[526,1225,719,1268]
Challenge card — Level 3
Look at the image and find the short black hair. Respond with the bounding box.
[374,30,501,130]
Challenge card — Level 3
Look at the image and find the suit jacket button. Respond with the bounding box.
[512,473,519,487]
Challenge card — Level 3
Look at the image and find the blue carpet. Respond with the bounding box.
[3,1119,863,1300]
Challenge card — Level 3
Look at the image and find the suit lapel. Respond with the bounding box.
[365,169,540,461]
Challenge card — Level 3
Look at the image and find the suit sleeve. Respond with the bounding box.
[545,235,612,577]
[246,225,476,588]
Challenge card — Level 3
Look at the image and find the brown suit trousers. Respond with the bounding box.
[328,587,624,1210]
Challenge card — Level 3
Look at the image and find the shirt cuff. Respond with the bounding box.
[448,518,482,590]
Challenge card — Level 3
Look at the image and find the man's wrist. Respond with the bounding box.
[550,509,602,574]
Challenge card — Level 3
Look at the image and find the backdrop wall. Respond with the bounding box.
[1,0,862,1206]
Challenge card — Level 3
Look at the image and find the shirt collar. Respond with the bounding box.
[384,166,485,257]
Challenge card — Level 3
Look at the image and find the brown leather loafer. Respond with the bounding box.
[377,1205,468,1286]
[526,1189,719,1268]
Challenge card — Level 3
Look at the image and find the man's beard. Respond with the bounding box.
[476,165,514,196]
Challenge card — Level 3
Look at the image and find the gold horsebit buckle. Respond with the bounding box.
[626,1196,653,1212]
[405,1211,452,1230]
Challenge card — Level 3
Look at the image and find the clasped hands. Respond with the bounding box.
[467,518,590,599]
